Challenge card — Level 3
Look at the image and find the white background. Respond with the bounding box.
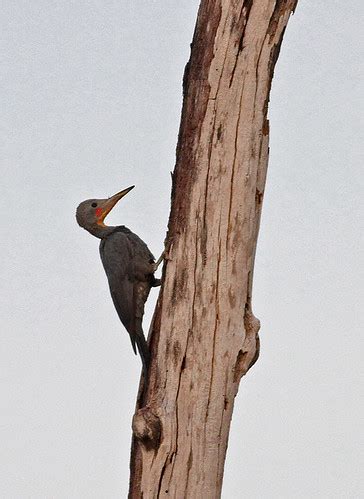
[1,1,362,497]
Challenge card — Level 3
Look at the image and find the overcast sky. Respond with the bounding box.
[1,1,362,498]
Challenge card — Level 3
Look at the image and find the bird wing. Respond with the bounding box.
[99,228,155,357]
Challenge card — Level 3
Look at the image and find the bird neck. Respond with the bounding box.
[86,223,116,239]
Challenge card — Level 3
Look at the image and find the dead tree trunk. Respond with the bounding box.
[130,1,297,497]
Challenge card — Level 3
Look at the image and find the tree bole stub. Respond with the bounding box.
[132,407,162,451]
[129,1,298,497]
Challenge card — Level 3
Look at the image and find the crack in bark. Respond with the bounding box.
[229,0,254,87]
[205,230,222,418]
[191,217,200,331]
[227,72,246,246]
[216,366,230,483]
[156,454,169,496]
[211,6,230,100]
[185,444,194,493]
[252,33,268,123]
[166,354,184,491]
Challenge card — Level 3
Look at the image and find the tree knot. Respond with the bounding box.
[233,308,261,382]
[132,407,162,451]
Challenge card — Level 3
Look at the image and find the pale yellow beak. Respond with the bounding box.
[97,185,134,223]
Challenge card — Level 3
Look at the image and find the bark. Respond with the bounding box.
[129,1,297,497]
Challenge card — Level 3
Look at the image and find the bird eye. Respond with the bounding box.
[91,202,97,208]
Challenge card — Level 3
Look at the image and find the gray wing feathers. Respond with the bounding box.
[99,229,154,369]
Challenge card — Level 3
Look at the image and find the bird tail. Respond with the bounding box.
[134,320,150,379]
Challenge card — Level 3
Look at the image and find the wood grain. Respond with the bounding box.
[129,1,298,497]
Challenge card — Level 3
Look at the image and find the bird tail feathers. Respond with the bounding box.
[135,331,150,379]
[130,318,150,379]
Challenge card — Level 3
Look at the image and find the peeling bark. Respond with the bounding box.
[129,1,298,497]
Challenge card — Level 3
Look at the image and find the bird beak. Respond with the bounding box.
[99,185,135,222]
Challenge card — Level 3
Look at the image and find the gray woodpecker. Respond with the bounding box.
[76,186,161,376]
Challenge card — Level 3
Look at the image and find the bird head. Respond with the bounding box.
[76,185,134,232]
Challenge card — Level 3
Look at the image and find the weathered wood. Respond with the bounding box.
[129,1,297,497]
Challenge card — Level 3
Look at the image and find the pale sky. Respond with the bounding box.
[1,1,362,498]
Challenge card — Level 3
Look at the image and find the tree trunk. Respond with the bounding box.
[129,1,297,497]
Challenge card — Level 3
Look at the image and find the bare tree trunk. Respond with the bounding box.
[129,1,297,497]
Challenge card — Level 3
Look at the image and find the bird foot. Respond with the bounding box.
[153,251,165,272]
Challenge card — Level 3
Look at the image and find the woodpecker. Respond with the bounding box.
[76,186,161,376]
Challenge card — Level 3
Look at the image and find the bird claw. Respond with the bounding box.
[153,251,165,271]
